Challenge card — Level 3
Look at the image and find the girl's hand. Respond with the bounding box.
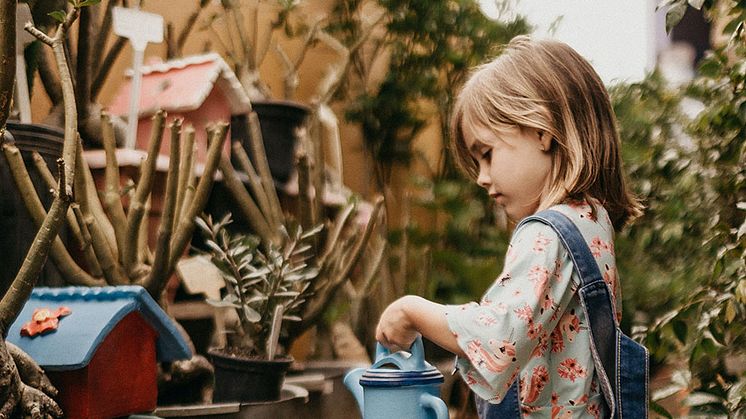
[376,296,420,352]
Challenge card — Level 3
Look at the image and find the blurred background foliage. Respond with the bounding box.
[614,1,746,416]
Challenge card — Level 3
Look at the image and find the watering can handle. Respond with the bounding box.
[375,335,426,370]
[420,393,449,419]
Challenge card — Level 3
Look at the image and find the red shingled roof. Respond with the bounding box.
[107,53,251,117]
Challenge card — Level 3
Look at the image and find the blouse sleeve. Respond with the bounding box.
[444,221,577,403]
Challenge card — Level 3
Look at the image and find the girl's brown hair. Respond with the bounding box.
[451,35,643,231]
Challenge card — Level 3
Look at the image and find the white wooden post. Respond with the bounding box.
[112,6,164,149]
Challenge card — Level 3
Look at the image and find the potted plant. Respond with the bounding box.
[196,213,322,403]
[199,0,315,184]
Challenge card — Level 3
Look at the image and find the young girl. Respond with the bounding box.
[375,35,643,418]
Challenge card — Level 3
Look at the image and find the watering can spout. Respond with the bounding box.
[344,367,366,414]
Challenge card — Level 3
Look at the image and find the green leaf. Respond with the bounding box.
[725,300,736,323]
[686,391,725,407]
[666,2,688,33]
[205,298,239,308]
[736,280,746,304]
[652,384,685,401]
[247,295,268,304]
[48,10,67,23]
[243,268,270,279]
[242,305,261,323]
[77,0,102,6]
[300,223,324,239]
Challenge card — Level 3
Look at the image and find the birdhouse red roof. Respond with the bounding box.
[108,53,251,117]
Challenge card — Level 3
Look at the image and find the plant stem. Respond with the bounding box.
[124,110,165,276]
[31,152,104,278]
[2,143,102,287]
[174,125,195,231]
[168,123,228,273]
[101,113,128,264]
[219,153,274,242]
[0,159,73,334]
[141,119,181,297]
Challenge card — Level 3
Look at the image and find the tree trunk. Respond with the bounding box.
[0,0,15,129]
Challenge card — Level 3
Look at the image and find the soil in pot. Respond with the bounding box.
[209,347,293,403]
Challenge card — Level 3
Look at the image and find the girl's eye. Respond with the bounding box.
[481,149,492,160]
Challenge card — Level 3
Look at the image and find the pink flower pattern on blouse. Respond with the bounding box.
[445,201,621,418]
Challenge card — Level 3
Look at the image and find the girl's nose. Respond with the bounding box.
[476,163,491,189]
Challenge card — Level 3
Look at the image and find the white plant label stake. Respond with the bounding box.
[112,6,163,149]
[15,4,34,123]
[267,304,284,361]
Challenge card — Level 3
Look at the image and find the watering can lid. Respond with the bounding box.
[359,337,444,387]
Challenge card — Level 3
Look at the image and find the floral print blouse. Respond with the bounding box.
[445,200,621,418]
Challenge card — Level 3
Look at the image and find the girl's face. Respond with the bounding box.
[463,121,553,222]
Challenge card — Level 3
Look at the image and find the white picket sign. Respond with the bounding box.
[112,7,164,149]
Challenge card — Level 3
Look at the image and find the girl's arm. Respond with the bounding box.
[376,295,467,357]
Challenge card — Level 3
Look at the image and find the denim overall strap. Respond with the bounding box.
[519,210,618,417]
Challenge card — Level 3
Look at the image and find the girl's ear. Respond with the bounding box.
[538,130,553,152]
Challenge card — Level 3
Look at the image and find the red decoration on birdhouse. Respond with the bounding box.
[20,307,71,337]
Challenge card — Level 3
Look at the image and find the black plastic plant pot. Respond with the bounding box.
[0,122,68,295]
[231,100,310,184]
[209,348,293,403]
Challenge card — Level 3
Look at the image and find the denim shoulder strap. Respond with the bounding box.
[517,210,618,416]
[516,210,604,288]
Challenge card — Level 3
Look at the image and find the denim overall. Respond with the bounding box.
[475,210,649,418]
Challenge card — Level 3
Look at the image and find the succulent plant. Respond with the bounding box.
[197,213,322,358]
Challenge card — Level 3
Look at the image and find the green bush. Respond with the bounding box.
[614,1,746,415]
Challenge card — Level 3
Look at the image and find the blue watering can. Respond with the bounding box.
[344,336,449,419]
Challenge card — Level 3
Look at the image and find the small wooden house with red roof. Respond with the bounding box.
[107,53,251,163]
[7,286,192,419]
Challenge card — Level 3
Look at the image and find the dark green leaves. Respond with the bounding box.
[47,11,66,23]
